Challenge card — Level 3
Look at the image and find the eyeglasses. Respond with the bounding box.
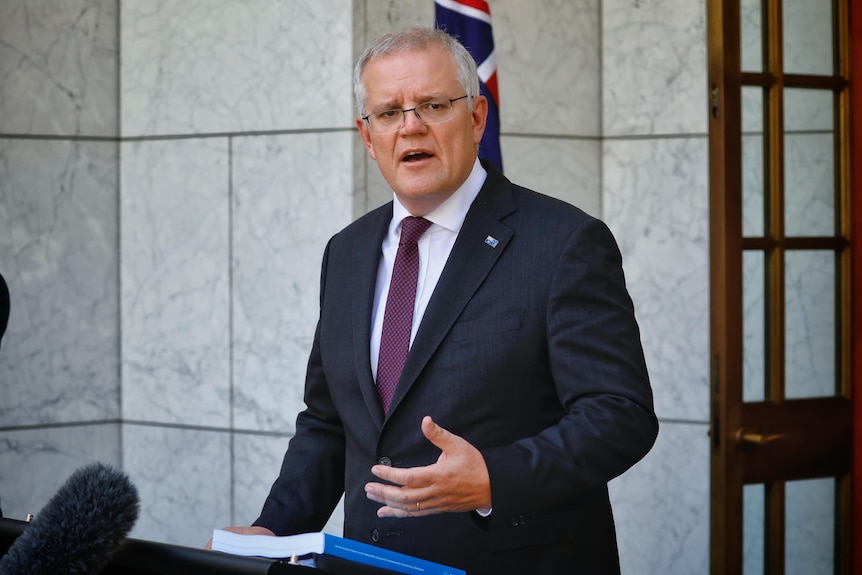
[362,95,470,135]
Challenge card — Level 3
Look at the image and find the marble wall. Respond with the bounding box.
[601,1,710,572]
[118,0,356,544]
[0,0,123,528]
[0,0,711,572]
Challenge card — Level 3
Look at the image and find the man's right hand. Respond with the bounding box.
[205,525,275,549]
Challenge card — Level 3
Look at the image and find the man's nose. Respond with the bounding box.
[400,109,427,133]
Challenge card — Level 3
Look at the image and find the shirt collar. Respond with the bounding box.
[391,158,487,234]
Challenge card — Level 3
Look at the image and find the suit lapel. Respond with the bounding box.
[386,166,517,417]
[351,205,392,428]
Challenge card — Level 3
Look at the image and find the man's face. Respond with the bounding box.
[356,45,488,216]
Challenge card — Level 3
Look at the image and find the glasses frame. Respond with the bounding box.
[361,95,471,134]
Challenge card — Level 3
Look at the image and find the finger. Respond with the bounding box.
[365,481,423,505]
[375,498,432,518]
[370,462,431,488]
[365,482,435,515]
[363,481,391,504]
[377,504,408,518]
[369,463,403,485]
[420,416,459,453]
[364,481,408,507]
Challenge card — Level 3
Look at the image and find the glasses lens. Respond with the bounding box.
[415,100,454,125]
[369,110,403,134]
[366,99,460,134]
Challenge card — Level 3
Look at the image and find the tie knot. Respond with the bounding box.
[399,217,432,245]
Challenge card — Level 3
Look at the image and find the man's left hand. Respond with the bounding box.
[364,416,492,517]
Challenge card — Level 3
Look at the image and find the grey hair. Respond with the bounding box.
[353,26,480,117]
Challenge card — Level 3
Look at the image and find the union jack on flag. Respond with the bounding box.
[435,0,503,172]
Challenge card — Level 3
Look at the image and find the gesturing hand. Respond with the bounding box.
[364,416,492,517]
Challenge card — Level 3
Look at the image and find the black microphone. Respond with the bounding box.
[0,462,140,575]
[0,271,9,349]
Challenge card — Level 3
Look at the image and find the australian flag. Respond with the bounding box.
[435,0,503,172]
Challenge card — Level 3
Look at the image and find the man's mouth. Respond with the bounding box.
[402,151,433,163]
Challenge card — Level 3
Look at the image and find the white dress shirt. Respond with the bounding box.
[370,159,493,516]
[369,159,487,378]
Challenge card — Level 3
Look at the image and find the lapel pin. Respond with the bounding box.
[484,236,499,248]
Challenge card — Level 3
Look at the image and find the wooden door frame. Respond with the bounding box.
[852,0,861,570]
[708,0,744,570]
[709,0,859,572]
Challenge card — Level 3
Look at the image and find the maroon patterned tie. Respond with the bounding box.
[376,216,432,413]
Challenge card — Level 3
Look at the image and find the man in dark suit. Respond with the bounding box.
[215,27,658,574]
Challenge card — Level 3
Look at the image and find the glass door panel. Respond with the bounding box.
[741,0,764,72]
[743,251,766,402]
[783,0,834,75]
[742,86,765,237]
[784,251,836,399]
[785,478,835,575]
[783,89,835,237]
[744,483,766,575]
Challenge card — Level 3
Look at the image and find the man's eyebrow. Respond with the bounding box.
[370,94,448,111]
[367,99,399,112]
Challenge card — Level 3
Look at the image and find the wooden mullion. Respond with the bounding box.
[782,74,848,90]
[766,0,785,403]
[742,236,849,251]
[834,0,852,401]
[836,0,855,573]
[852,0,862,568]
[741,71,777,86]
[708,0,744,570]
[765,481,786,574]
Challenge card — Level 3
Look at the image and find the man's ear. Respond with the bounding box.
[470,95,489,146]
[356,117,377,161]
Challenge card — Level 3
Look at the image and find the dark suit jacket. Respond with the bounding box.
[255,161,658,574]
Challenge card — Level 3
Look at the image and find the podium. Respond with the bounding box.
[0,518,398,574]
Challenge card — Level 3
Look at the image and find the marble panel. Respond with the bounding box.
[123,424,231,547]
[0,0,118,137]
[0,139,120,427]
[603,0,708,136]
[231,132,353,432]
[359,0,432,48]
[501,135,601,217]
[120,0,353,137]
[610,420,709,574]
[354,131,393,218]
[603,137,710,421]
[232,433,290,527]
[0,424,120,522]
[493,0,600,137]
[232,432,346,535]
[120,139,230,428]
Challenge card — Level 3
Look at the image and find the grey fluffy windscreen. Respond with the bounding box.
[0,462,140,575]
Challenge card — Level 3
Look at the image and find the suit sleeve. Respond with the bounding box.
[253,240,347,535]
[479,216,658,549]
